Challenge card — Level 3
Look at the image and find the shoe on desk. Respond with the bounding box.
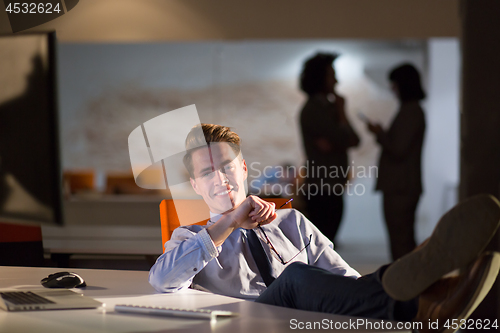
[414,251,500,333]
[382,194,500,301]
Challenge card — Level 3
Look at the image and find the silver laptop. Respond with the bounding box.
[0,288,102,311]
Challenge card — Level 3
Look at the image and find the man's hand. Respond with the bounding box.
[206,196,277,246]
[227,195,277,229]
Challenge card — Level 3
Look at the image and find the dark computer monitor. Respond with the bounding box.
[0,32,63,226]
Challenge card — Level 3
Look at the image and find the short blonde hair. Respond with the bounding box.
[183,124,241,178]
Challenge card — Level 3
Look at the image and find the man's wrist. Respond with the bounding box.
[223,211,240,229]
[206,213,239,247]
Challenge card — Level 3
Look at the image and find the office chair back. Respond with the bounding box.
[159,198,292,253]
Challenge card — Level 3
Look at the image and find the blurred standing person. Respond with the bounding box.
[367,63,426,261]
[299,53,360,243]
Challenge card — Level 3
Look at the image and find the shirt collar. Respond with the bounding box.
[207,211,222,225]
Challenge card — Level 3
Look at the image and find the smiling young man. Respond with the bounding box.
[150,124,360,299]
[149,123,500,332]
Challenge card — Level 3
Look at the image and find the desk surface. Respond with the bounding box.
[0,266,410,333]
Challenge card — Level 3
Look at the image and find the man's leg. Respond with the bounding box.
[383,194,500,301]
[257,253,500,333]
[258,194,500,332]
[256,262,418,321]
[382,194,500,333]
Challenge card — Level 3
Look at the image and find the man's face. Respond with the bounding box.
[189,142,248,214]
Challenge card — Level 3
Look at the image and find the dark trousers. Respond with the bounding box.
[305,191,343,243]
[255,262,418,321]
[383,193,420,261]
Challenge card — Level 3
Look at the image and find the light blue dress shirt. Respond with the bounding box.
[149,209,360,299]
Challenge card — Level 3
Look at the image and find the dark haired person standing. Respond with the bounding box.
[299,52,360,243]
[368,63,426,260]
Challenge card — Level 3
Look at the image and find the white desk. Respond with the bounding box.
[0,266,410,333]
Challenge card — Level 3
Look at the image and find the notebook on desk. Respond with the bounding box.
[0,289,102,311]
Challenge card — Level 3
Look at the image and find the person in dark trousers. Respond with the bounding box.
[299,53,360,243]
[367,63,426,260]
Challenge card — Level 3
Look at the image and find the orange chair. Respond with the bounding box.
[63,170,95,194]
[0,222,44,266]
[159,198,292,253]
[105,172,142,195]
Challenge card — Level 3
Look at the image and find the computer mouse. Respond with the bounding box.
[41,272,87,288]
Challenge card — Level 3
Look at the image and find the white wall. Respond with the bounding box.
[57,40,425,176]
[418,38,461,238]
